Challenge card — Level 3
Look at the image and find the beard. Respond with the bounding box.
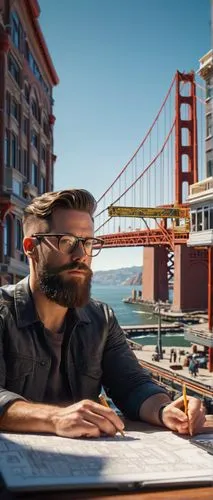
[37,261,93,308]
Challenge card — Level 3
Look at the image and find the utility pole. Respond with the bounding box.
[157,301,163,359]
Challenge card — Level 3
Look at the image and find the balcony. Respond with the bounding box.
[198,49,213,78]
[188,229,213,247]
[188,177,213,203]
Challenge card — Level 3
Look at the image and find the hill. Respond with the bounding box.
[93,266,142,286]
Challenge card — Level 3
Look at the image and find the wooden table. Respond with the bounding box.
[1,418,213,500]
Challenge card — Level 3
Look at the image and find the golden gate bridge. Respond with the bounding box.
[95,71,208,314]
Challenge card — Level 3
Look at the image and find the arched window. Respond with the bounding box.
[4,215,12,257]
[15,219,22,251]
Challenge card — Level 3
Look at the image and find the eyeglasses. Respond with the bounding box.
[31,233,104,257]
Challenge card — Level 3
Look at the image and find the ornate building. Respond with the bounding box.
[0,0,59,284]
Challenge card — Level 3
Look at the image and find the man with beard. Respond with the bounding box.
[0,189,205,438]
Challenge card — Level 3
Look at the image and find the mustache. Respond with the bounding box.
[48,262,93,277]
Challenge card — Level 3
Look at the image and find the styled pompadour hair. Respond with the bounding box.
[22,189,97,235]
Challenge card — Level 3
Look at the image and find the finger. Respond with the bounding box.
[80,409,118,436]
[168,405,188,423]
[79,400,124,431]
[176,421,189,434]
[188,411,206,436]
[187,397,202,415]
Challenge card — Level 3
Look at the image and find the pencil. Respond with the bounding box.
[98,394,125,437]
[182,384,188,416]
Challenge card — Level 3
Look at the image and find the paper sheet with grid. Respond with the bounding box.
[0,430,213,491]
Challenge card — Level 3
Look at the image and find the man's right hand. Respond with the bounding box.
[50,399,125,438]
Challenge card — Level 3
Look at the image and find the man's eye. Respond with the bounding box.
[84,240,93,248]
[60,237,76,248]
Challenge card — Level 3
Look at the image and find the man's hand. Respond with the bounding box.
[50,399,125,438]
[161,396,206,435]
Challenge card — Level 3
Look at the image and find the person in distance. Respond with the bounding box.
[0,189,205,438]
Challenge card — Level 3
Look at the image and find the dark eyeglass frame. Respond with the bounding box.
[31,233,104,257]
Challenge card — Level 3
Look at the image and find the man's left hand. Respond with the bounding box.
[161,396,206,435]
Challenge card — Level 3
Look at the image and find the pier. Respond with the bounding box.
[122,322,184,336]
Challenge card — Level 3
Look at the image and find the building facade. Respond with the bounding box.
[0,0,59,285]
[198,49,213,177]
[186,37,213,370]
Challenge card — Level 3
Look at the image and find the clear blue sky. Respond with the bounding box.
[39,0,210,271]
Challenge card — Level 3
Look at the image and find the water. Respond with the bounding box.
[91,284,191,348]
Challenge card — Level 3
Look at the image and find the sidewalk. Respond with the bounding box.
[134,345,213,389]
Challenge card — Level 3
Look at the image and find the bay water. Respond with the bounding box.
[91,284,191,348]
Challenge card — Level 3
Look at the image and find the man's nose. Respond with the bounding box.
[70,241,86,260]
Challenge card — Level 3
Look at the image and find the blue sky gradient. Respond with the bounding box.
[39,0,210,270]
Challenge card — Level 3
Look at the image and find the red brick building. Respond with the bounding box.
[0,0,59,284]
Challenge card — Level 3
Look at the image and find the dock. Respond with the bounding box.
[122,323,184,336]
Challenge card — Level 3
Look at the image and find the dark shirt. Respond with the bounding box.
[43,329,69,404]
[43,313,76,403]
[0,277,168,419]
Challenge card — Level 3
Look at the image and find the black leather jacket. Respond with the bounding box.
[0,277,167,419]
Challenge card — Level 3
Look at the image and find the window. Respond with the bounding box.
[191,212,196,232]
[197,210,203,231]
[31,98,39,122]
[206,79,213,99]
[15,219,22,250]
[11,133,18,168]
[31,161,38,187]
[40,175,46,194]
[11,98,19,121]
[4,130,10,167]
[6,92,10,115]
[41,144,46,162]
[24,43,50,96]
[43,119,49,138]
[204,207,209,230]
[206,114,212,137]
[23,117,29,135]
[8,53,20,85]
[11,11,21,49]
[12,178,22,197]
[4,215,11,257]
[210,207,213,229]
[31,130,38,149]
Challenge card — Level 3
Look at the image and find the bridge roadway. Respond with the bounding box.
[132,345,213,402]
[122,323,184,335]
[100,228,188,249]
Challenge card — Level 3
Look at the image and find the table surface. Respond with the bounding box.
[1,418,213,500]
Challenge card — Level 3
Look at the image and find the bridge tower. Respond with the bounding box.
[172,71,208,311]
[143,71,208,311]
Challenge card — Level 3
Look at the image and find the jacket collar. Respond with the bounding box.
[14,276,91,328]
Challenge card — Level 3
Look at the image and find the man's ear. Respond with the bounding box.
[23,237,37,257]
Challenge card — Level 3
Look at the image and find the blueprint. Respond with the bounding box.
[0,430,213,491]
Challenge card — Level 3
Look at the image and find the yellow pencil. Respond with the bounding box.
[182,384,188,416]
[98,394,125,437]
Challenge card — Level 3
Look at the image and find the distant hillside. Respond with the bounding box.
[93,266,142,286]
